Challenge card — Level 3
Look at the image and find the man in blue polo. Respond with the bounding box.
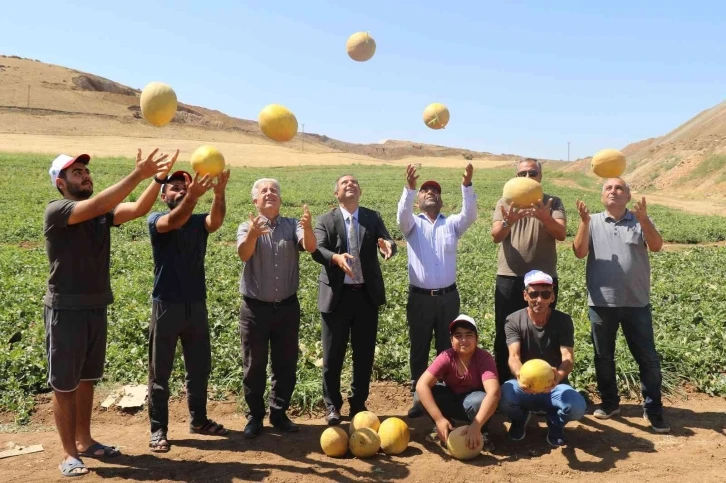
[572,177,669,433]
[146,168,230,452]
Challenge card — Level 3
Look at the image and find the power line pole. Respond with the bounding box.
[567,141,571,162]
[301,123,305,153]
[27,85,30,108]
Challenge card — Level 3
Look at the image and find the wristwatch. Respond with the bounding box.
[501,220,509,228]
[154,176,167,185]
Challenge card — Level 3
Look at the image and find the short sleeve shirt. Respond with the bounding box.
[493,193,566,277]
[43,199,116,309]
[237,216,305,302]
[586,211,651,307]
[426,347,498,394]
[148,212,209,303]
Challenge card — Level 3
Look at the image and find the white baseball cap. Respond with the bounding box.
[524,269,553,287]
[49,154,90,187]
[449,314,478,334]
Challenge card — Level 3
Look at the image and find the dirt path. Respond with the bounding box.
[1,383,725,483]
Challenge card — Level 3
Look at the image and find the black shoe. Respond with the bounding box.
[349,404,367,419]
[407,400,424,418]
[643,411,671,434]
[593,405,621,420]
[326,407,341,426]
[243,416,263,439]
[270,413,300,433]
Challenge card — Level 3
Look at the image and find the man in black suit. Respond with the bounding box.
[312,174,397,425]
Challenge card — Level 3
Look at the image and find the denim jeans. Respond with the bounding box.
[420,384,487,423]
[589,305,663,415]
[499,379,586,428]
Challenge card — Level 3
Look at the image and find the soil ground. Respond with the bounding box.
[1,383,725,483]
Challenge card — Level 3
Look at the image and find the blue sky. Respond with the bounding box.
[2,1,724,160]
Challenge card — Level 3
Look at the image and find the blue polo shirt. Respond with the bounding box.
[148,212,209,303]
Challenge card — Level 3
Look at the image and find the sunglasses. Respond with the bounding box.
[517,170,540,177]
[526,290,552,299]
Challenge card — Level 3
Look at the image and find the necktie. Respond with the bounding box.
[347,216,364,284]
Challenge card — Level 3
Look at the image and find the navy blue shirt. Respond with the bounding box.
[148,212,209,303]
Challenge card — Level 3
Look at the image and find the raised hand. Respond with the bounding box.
[188,173,214,200]
[213,169,230,195]
[631,196,648,222]
[500,202,529,226]
[462,163,474,186]
[300,204,312,230]
[529,198,554,221]
[406,164,419,190]
[575,199,590,222]
[377,238,393,260]
[247,213,271,238]
[332,253,355,278]
[158,149,180,179]
[135,148,170,179]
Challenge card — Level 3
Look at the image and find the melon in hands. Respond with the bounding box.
[190,145,225,177]
[446,426,483,460]
[519,358,555,394]
[502,177,543,208]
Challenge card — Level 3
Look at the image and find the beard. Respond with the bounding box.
[66,182,93,200]
[165,195,184,210]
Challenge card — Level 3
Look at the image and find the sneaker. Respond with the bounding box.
[508,412,531,441]
[546,423,567,447]
[593,405,621,420]
[643,412,671,434]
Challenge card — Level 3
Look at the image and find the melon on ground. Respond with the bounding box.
[349,427,381,458]
[378,417,410,455]
[259,104,298,142]
[320,426,348,457]
[519,358,555,393]
[446,426,483,460]
[349,410,380,435]
[140,82,177,127]
[190,145,225,177]
[592,148,626,178]
[502,177,543,208]
[346,32,376,62]
[423,103,450,130]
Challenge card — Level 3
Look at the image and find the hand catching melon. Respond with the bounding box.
[190,145,226,177]
[592,148,626,178]
[140,82,178,127]
[518,359,556,394]
[502,177,543,209]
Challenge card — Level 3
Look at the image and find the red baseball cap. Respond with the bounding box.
[166,170,192,183]
[420,180,441,193]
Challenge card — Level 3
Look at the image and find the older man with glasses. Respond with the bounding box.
[490,158,567,384]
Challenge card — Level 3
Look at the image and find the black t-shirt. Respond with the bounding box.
[148,212,209,303]
[505,308,575,383]
[43,199,117,309]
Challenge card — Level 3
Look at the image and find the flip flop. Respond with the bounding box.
[149,429,171,453]
[78,442,121,459]
[59,456,88,477]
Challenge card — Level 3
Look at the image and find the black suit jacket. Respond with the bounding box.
[311,206,397,313]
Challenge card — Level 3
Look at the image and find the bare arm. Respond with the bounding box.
[572,199,591,259]
[507,341,524,379]
[397,165,418,237]
[529,198,566,241]
[299,205,316,253]
[69,149,169,225]
[556,346,575,384]
[416,371,453,442]
[491,202,529,243]
[205,170,230,233]
[632,197,663,252]
[463,378,500,450]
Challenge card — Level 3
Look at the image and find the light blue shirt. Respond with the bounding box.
[339,206,363,284]
[396,185,477,289]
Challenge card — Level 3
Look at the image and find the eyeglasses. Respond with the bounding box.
[526,290,552,300]
[517,170,540,178]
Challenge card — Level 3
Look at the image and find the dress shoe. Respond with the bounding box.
[325,407,341,426]
[270,413,300,433]
[243,416,263,438]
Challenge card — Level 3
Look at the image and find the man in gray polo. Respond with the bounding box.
[572,177,669,433]
[236,178,316,438]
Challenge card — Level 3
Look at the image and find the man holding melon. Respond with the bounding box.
[146,165,230,452]
[236,178,316,438]
[491,158,567,384]
[498,269,586,447]
[573,177,669,434]
[397,163,477,418]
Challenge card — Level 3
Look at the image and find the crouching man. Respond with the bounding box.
[416,314,501,451]
[499,270,586,447]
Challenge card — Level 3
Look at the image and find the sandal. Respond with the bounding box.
[59,456,88,477]
[189,419,229,436]
[149,429,171,453]
[78,442,120,459]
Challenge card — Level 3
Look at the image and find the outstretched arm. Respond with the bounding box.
[397,164,418,236]
[205,170,230,233]
[155,174,214,234]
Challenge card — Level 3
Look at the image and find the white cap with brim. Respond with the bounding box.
[49,154,90,187]
[449,314,478,334]
[524,269,554,287]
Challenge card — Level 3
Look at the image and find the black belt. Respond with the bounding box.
[410,283,457,296]
[243,294,297,308]
[343,283,365,291]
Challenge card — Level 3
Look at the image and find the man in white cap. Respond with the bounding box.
[397,163,477,418]
[416,314,500,451]
[44,148,173,476]
[498,269,586,447]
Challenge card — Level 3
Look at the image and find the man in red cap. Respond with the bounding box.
[397,163,477,418]
[44,148,174,477]
[146,167,230,452]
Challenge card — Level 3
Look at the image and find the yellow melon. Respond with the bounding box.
[502,177,544,208]
[446,426,483,460]
[140,82,177,127]
[190,145,225,177]
[349,410,380,435]
[519,359,555,393]
[423,103,450,130]
[320,426,348,457]
[592,148,626,178]
[259,104,298,142]
[378,417,409,455]
[349,428,381,458]
[346,32,376,62]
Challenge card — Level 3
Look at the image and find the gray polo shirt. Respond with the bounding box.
[586,210,653,307]
[237,216,305,302]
